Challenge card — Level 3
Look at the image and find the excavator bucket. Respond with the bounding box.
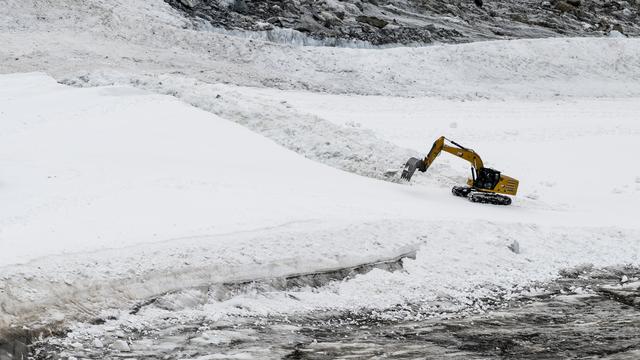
[401,157,424,181]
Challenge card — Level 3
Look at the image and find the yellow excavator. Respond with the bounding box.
[401,136,519,205]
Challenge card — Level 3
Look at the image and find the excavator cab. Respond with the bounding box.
[472,167,501,191]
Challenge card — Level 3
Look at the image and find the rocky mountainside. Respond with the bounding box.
[165,0,639,45]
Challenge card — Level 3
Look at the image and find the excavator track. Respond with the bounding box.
[451,186,512,205]
[468,191,512,206]
[451,186,472,198]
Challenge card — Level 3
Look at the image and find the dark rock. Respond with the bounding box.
[163,0,640,46]
[356,15,388,28]
[231,0,248,14]
[179,0,198,8]
[612,23,625,33]
[297,14,325,32]
[320,11,342,27]
[508,240,520,254]
[510,13,529,23]
[555,1,577,12]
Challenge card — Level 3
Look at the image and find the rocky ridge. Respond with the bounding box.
[165,0,640,46]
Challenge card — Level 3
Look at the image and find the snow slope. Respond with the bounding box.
[1,73,639,332]
[0,72,556,267]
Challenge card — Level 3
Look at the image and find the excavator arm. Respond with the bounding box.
[401,136,483,181]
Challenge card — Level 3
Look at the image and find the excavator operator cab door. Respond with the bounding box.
[473,168,501,191]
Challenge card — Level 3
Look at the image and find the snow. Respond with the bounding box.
[1,72,639,332]
[1,0,640,340]
[2,0,640,100]
[0,72,548,267]
[227,87,640,216]
[199,22,379,48]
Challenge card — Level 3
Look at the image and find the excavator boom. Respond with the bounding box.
[401,136,519,205]
[402,136,482,181]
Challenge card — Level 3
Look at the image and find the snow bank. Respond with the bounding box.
[59,73,419,183]
[2,0,640,98]
[197,22,381,49]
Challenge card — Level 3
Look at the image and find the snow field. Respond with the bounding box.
[0,73,545,268]
[1,73,639,331]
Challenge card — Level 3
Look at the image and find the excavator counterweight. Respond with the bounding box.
[401,136,519,205]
